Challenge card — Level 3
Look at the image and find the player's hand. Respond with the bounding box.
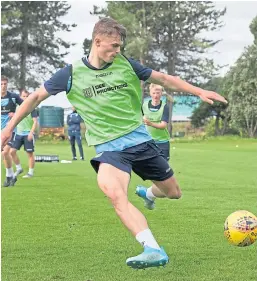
[28,132,34,141]
[198,89,227,105]
[8,112,14,118]
[143,116,152,126]
[1,128,12,149]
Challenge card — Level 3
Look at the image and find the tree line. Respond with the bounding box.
[191,16,257,138]
[1,1,256,137]
[1,1,76,90]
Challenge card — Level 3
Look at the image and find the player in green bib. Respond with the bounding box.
[10,90,38,178]
[2,18,228,269]
[142,83,170,160]
[136,83,171,210]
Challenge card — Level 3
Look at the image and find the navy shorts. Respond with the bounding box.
[12,134,35,152]
[91,140,174,181]
[7,132,16,147]
[156,141,170,161]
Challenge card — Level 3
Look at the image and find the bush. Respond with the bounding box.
[205,118,217,136]
[204,118,240,136]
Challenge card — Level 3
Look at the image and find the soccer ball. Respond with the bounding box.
[224,210,257,247]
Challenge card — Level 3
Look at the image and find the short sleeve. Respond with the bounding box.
[127,58,152,81]
[161,104,169,123]
[13,94,23,105]
[30,109,38,118]
[44,65,72,95]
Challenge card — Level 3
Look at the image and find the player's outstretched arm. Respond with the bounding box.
[1,86,49,148]
[148,70,227,105]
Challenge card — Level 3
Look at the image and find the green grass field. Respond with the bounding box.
[2,139,257,281]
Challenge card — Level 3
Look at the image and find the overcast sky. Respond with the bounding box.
[41,1,257,108]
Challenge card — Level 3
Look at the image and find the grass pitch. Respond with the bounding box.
[1,138,257,281]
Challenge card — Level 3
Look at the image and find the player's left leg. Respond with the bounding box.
[97,163,169,269]
[68,133,77,160]
[152,175,182,199]
[75,132,84,160]
[11,134,24,177]
[128,141,181,268]
[91,147,169,269]
[22,135,35,178]
[136,176,181,210]
[136,141,172,209]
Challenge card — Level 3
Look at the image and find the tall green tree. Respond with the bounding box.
[1,1,76,90]
[250,16,257,45]
[223,16,257,138]
[151,1,225,83]
[194,15,257,138]
[1,4,20,34]
[228,43,257,137]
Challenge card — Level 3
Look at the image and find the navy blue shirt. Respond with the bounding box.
[30,110,38,118]
[1,91,23,129]
[67,111,83,132]
[44,56,153,95]
[145,100,169,123]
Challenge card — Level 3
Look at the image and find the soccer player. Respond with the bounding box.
[1,75,23,187]
[10,90,38,178]
[67,106,84,160]
[1,18,227,268]
[136,83,170,210]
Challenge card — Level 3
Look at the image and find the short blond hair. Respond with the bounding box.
[92,18,127,41]
[1,75,8,82]
[149,83,163,92]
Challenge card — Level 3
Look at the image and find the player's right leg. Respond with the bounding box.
[11,134,24,177]
[97,163,168,269]
[91,146,169,269]
[10,148,23,177]
[97,163,148,235]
